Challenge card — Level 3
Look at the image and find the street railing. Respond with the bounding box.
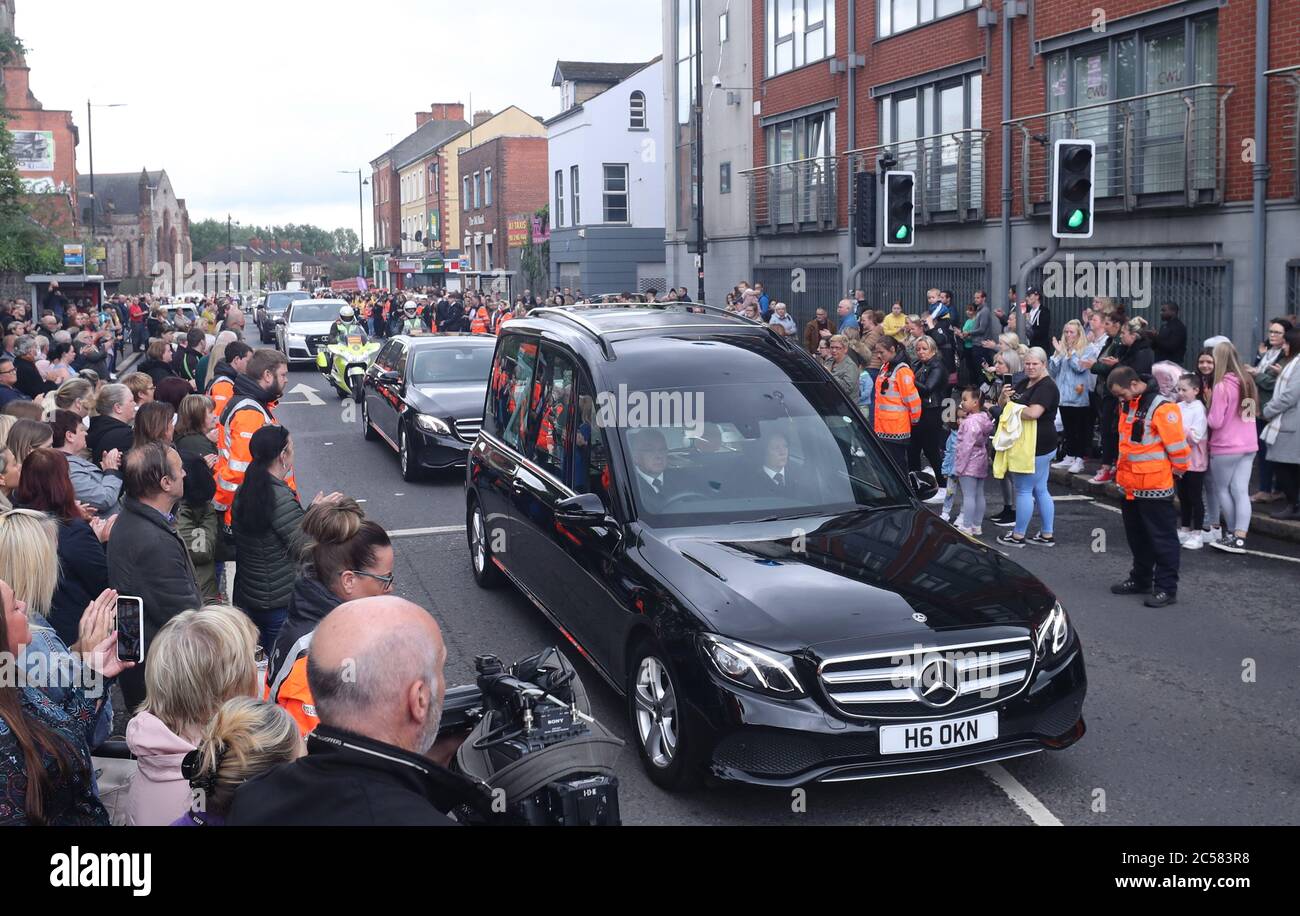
[1003,83,1234,215]
[740,156,839,235]
[844,128,990,224]
[1267,66,1300,202]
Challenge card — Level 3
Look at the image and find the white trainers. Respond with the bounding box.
[1182,531,1203,550]
[1207,526,1222,543]
[1068,457,1085,474]
[1051,456,1073,469]
[923,491,946,505]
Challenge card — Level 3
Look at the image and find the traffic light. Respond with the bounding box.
[883,170,915,248]
[1051,139,1095,239]
[854,170,876,248]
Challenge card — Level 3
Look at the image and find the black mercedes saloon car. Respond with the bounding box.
[360,335,495,480]
[465,303,1086,790]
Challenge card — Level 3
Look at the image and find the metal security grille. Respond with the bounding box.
[1025,259,1229,359]
[752,264,843,331]
[858,262,991,317]
[1288,261,1300,313]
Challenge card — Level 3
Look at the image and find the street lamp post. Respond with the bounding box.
[339,169,368,279]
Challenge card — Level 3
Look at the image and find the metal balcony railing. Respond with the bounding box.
[740,156,839,235]
[1267,66,1300,202]
[844,129,989,224]
[1004,83,1234,216]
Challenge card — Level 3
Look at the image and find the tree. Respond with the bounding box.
[0,33,64,273]
[519,204,550,293]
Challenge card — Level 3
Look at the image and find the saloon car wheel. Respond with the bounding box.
[361,396,379,441]
[467,499,502,589]
[628,642,701,790]
[399,425,421,482]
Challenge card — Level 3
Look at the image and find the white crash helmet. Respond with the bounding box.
[403,301,418,315]
[339,305,355,321]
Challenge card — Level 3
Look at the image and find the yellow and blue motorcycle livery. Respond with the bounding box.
[316,332,381,400]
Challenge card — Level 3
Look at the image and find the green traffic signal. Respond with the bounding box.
[1068,209,1085,229]
[895,226,908,240]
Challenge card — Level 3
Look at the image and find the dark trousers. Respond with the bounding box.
[908,406,948,485]
[1121,497,1181,594]
[1059,405,1091,458]
[118,663,147,717]
[1274,462,1299,505]
[881,439,910,477]
[1176,470,1206,529]
[1099,396,1120,465]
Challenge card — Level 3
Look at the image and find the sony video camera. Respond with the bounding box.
[442,647,623,826]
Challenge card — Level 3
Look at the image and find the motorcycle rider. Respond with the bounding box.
[328,305,368,345]
[399,301,425,336]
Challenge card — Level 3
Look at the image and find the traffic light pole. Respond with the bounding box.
[845,164,888,291]
[1017,234,1059,305]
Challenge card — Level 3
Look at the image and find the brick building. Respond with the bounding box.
[1,0,80,237]
[78,169,191,286]
[456,134,549,291]
[663,0,1300,349]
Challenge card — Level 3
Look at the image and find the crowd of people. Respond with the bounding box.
[0,290,484,825]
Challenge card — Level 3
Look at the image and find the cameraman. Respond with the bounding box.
[228,597,484,825]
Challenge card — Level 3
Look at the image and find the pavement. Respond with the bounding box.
[262,349,1300,826]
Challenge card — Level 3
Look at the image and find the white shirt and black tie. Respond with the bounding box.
[763,465,787,489]
[636,467,665,496]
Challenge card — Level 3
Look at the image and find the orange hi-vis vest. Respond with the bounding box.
[265,632,318,736]
[537,402,566,453]
[1116,392,1190,499]
[873,361,922,440]
[207,375,235,419]
[469,306,490,335]
[214,394,297,520]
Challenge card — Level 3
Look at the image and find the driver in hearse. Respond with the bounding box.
[630,428,686,510]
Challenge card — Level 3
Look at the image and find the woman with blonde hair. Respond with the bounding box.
[1049,319,1094,473]
[7,417,52,465]
[125,604,260,826]
[54,378,95,418]
[1206,340,1260,554]
[172,697,303,826]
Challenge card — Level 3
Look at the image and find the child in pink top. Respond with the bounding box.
[954,387,995,535]
[1175,374,1209,549]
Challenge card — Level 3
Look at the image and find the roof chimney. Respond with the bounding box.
[417,102,466,128]
[473,109,493,128]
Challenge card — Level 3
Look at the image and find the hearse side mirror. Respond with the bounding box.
[909,471,939,502]
[555,492,615,526]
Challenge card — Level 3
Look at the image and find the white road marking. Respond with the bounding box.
[388,525,466,539]
[979,763,1063,826]
[1051,494,1096,502]
[281,383,326,407]
[1076,498,1300,563]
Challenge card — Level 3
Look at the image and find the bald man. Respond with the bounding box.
[228,596,485,825]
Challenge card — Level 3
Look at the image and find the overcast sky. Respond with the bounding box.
[20,0,662,235]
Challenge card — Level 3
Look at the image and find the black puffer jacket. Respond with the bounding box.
[86,415,133,466]
[913,355,949,410]
[232,476,305,612]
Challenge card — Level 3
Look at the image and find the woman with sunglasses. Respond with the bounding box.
[265,497,393,736]
[231,426,341,652]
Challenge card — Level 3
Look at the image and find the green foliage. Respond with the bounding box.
[519,204,550,292]
[0,109,66,273]
[190,219,361,261]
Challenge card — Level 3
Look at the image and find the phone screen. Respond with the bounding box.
[1001,374,1014,388]
[116,597,143,663]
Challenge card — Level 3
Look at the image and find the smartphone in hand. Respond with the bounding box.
[116,596,144,664]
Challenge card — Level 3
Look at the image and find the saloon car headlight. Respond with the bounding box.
[1035,602,1070,659]
[415,414,452,435]
[700,634,805,697]
[287,334,306,347]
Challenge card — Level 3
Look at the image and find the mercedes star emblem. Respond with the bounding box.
[917,657,960,707]
[912,612,928,623]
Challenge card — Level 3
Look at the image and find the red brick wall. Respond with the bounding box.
[372,161,397,251]
[749,0,1300,223]
[457,136,549,266]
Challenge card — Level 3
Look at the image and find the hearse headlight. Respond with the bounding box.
[416,414,451,435]
[700,634,805,697]
[1035,602,1070,659]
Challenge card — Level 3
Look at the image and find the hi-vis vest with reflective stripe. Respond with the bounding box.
[265,630,318,736]
[207,375,234,419]
[214,395,296,516]
[469,306,490,335]
[873,361,922,440]
[1116,393,1190,499]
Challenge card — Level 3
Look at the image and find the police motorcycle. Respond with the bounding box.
[316,306,381,400]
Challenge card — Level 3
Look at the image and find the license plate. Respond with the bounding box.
[878,712,998,755]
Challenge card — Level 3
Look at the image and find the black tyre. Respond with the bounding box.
[467,498,503,589]
[626,639,703,791]
[361,394,379,441]
[398,423,422,482]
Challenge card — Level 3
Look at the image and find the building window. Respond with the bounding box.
[630,91,647,129]
[719,11,728,43]
[676,0,697,126]
[720,161,731,194]
[486,239,494,271]
[877,70,981,214]
[463,176,470,211]
[485,167,493,206]
[1044,12,1218,198]
[473,172,481,209]
[430,161,439,195]
[766,0,835,78]
[555,170,565,227]
[879,0,980,39]
[763,109,834,225]
[570,165,580,225]
[603,164,629,223]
